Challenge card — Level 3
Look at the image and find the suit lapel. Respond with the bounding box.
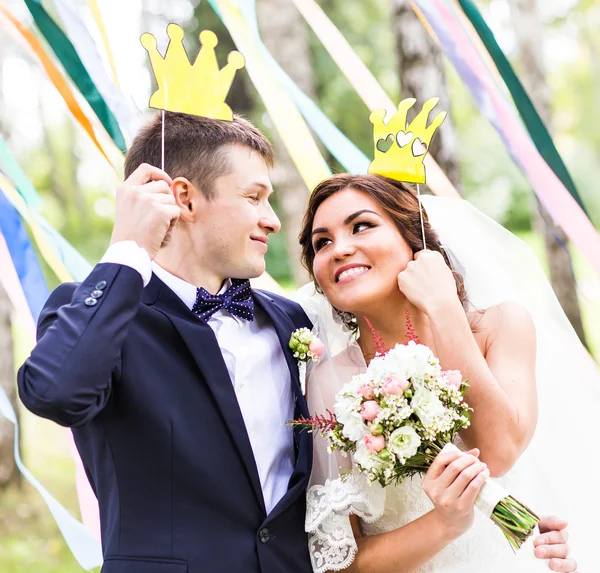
[143,275,266,514]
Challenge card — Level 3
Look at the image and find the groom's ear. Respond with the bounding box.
[172,177,206,223]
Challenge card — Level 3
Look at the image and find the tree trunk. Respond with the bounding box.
[0,283,18,489]
[508,0,588,346]
[390,0,462,192]
[256,0,314,284]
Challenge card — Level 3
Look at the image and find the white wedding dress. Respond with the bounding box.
[358,445,550,573]
[297,196,599,573]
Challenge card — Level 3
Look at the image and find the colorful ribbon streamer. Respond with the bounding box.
[0,5,120,170]
[0,136,42,210]
[455,0,587,215]
[51,0,142,144]
[22,0,126,153]
[412,0,600,277]
[87,0,121,88]
[211,0,331,191]
[215,0,371,174]
[0,173,73,283]
[289,0,460,199]
[0,233,37,339]
[0,205,101,569]
[0,139,93,281]
[0,386,103,570]
[0,194,48,323]
[0,171,100,566]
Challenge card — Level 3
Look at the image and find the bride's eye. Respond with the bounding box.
[353,221,375,233]
[313,237,331,252]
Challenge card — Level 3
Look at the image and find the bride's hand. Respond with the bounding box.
[423,447,489,538]
[535,516,578,572]
[397,250,460,315]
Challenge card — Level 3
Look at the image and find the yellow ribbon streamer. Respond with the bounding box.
[87,0,121,88]
[0,174,73,284]
[213,0,330,191]
[0,4,121,172]
[290,0,460,199]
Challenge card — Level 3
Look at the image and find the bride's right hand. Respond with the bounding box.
[423,448,490,538]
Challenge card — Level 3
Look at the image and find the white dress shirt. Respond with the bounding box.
[100,242,296,514]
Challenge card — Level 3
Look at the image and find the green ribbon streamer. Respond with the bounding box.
[0,135,42,209]
[456,0,587,216]
[23,0,126,153]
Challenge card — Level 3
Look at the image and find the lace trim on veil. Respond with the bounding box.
[306,474,386,573]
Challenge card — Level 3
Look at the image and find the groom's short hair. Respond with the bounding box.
[124,111,274,199]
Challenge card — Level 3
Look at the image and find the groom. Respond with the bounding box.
[18,111,576,573]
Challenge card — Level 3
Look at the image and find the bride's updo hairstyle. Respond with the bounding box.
[299,174,467,308]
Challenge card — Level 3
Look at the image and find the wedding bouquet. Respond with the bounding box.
[294,341,539,550]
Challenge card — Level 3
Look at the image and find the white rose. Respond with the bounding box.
[388,426,421,459]
[334,394,355,417]
[411,386,447,427]
[334,401,366,442]
[354,438,385,471]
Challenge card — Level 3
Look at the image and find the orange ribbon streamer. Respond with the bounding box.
[0,5,120,170]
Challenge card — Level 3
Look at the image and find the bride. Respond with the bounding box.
[296,173,598,572]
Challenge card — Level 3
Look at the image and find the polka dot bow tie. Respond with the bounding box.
[192,279,255,321]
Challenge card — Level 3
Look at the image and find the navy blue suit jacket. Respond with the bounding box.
[18,263,314,573]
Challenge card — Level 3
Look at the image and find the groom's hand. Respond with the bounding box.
[110,164,179,260]
[534,515,578,572]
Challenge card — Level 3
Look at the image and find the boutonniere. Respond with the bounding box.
[288,328,325,395]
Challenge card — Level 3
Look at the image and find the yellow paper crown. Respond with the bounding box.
[368,97,446,184]
[141,25,245,121]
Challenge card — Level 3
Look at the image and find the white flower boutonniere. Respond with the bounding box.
[289,328,325,395]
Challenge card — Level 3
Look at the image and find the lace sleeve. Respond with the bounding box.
[296,284,387,572]
[306,474,386,572]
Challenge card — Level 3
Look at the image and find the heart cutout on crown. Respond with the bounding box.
[396,130,413,148]
[376,134,395,153]
[412,138,427,157]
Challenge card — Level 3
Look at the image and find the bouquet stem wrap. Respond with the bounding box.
[445,444,539,549]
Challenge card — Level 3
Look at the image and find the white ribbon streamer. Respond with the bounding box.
[52,0,142,143]
[0,388,103,570]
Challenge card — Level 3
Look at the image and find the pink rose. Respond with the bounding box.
[358,383,376,400]
[309,337,325,358]
[382,374,409,396]
[360,400,381,421]
[443,370,463,388]
[364,434,386,453]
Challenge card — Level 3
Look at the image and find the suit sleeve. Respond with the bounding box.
[17,263,144,427]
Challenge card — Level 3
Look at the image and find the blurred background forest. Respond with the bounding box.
[0,0,599,571]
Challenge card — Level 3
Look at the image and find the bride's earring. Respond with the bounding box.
[332,307,358,333]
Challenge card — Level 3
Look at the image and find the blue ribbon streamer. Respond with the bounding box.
[0,134,93,283]
[0,190,49,322]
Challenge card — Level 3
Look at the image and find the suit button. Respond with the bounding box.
[84,297,98,306]
[259,528,270,544]
[90,289,104,299]
[95,280,107,290]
